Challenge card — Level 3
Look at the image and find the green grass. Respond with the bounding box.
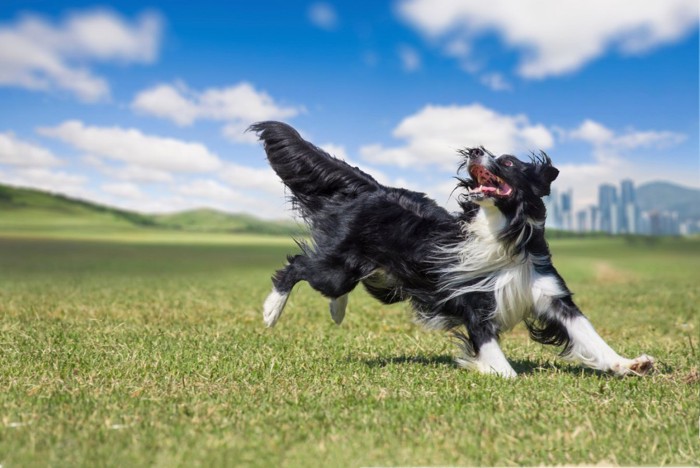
[0,233,698,466]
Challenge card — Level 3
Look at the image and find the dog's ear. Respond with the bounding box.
[531,152,559,197]
[543,165,559,184]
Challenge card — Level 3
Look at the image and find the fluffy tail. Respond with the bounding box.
[249,121,381,217]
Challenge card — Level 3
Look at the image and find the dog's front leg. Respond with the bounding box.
[455,337,517,379]
[453,296,518,378]
[530,273,654,376]
[559,313,654,375]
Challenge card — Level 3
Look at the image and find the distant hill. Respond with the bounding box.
[0,183,306,236]
[637,182,700,220]
[0,183,157,234]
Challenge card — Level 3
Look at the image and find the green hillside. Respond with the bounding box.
[0,184,306,236]
[0,184,156,235]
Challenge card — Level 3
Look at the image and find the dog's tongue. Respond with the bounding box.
[496,183,512,196]
[481,185,497,193]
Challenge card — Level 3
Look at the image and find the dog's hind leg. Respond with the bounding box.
[329,294,348,325]
[264,254,361,327]
[305,265,359,325]
[263,288,289,328]
[263,255,306,327]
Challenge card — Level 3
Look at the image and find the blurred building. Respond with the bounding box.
[544,188,562,229]
[560,189,573,231]
[598,184,618,234]
[619,179,638,234]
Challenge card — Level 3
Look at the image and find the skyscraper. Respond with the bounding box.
[620,179,635,205]
[576,210,587,232]
[620,179,637,233]
[544,188,561,229]
[598,184,618,234]
[560,189,573,231]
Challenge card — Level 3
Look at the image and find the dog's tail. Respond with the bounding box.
[249,121,381,218]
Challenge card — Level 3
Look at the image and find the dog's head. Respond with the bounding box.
[457,147,559,221]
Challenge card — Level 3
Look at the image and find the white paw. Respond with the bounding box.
[486,360,518,379]
[263,289,288,328]
[455,340,518,379]
[489,364,518,379]
[613,354,655,376]
[329,294,348,325]
[456,357,518,379]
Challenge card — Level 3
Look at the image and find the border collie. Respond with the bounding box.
[250,121,654,378]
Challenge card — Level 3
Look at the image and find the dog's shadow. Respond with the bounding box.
[358,354,660,377]
[360,353,559,374]
[361,354,456,368]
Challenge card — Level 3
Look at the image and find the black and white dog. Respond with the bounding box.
[251,121,654,378]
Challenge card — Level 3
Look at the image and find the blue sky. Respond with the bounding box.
[0,0,698,218]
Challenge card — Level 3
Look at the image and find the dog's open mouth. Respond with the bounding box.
[467,164,513,198]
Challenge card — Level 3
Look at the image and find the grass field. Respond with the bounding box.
[1,232,698,466]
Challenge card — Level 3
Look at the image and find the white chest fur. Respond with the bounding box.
[436,206,545,330]
[492,260,535,330]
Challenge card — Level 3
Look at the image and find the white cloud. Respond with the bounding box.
[176,178,288,218]
[0,167,86,195]
[398,0,698,79]
[178,179,238,201]
[132,81,302,143]
[360,103,554,169]
[219,163,282,195]
[83,155,174,183]
[0,132,61,166]
[480,72,512,91]
[398,45,421,72]
[130,83,198,126]
[444,37,471,58]
[222,122,259,145]
[567,119,686,152]
[38,120,222,173]
[568,119,615,146]
[308,3,339,31]
[113,165,174,183]
[613,130,687,150]
[318,143,391,185]
[0,9,162,101]
[318,143,349,161]
[100,182,144,199]
[556,119,690,210]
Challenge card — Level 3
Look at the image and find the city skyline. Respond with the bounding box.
[545,178,699,236]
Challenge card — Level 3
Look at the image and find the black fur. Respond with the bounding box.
[251,121,587,361]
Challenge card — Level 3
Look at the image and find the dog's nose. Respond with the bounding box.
[468,148,484,160]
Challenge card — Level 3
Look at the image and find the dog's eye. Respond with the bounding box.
[503,160,513,167]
